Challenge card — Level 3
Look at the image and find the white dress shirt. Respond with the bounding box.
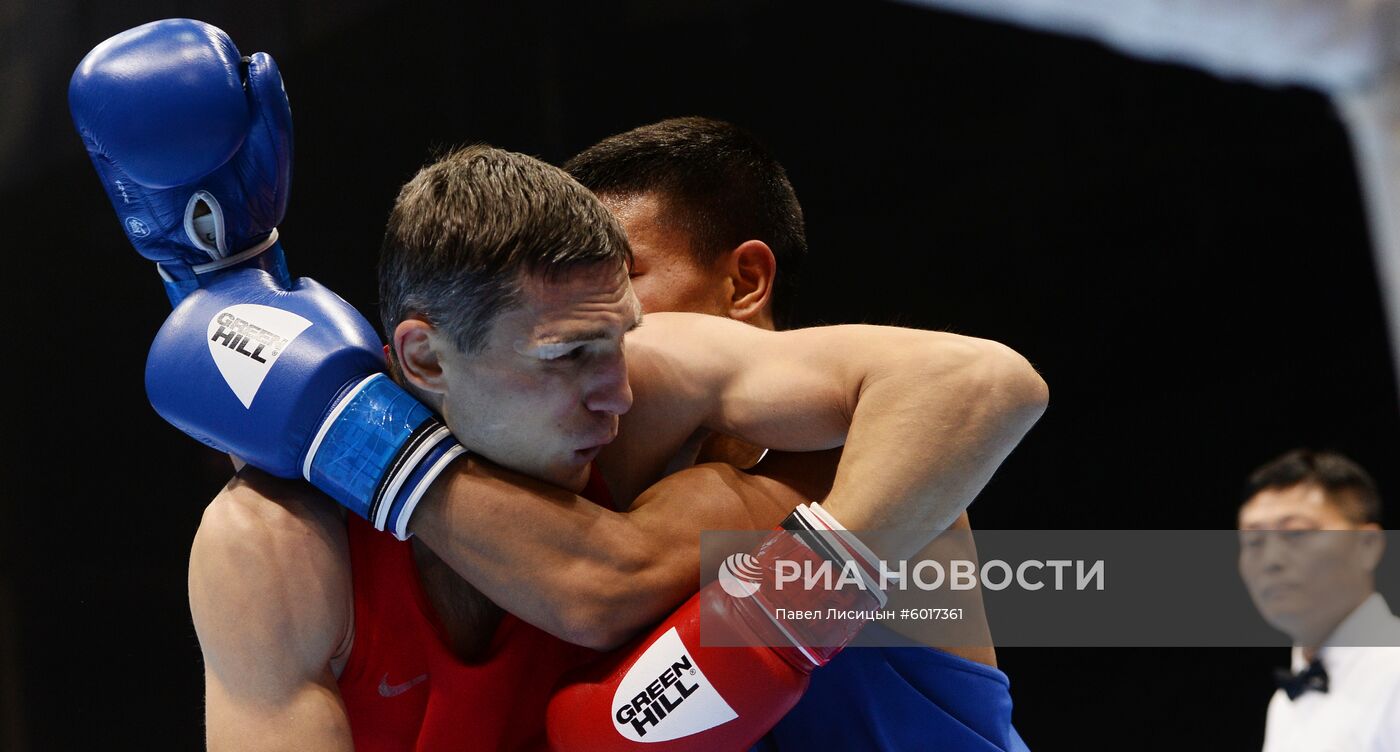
[1262,593,1400,752]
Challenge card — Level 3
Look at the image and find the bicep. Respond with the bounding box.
[627,450,843,545]
[629,461,805,528]
[598,453,835,624]
[630,445,845,526]
[626,315,857,454]
[700,323,1032,457]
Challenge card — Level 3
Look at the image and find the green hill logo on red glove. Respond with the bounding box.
[610,627,738,742]
[206,304,312,408]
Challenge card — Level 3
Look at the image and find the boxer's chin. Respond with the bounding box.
[540,453,594,494]
[561,463,593,494]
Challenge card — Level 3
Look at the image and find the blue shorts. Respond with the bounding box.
[754,645,1029,751]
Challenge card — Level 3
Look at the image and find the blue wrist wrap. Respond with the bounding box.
[305,373,463,538]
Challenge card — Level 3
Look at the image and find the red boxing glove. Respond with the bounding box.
[546,504,885,751]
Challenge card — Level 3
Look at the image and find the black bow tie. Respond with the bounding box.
[1275,658,1329,701]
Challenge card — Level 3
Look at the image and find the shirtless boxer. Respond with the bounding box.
[565,116,1030,751]
[71,21,1047,750]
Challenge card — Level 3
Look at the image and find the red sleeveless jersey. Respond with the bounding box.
[338,469,613,751]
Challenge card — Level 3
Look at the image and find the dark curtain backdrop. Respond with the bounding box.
[3,0,1396,749]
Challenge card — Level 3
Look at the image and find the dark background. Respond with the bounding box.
[3,0,1398,749]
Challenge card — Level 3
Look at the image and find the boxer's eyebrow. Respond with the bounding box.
[538,330,610,346]
[539,307,643,344]
[523,313,642,356]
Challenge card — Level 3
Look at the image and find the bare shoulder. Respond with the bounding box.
[629,311,722,337]
[624,312,761,408]
[607,314,743,496]
[193,467,348,555]
[627,312,753,364]
[190,467,351,692]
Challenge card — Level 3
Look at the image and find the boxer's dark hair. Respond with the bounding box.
[379,144,631,357]
[1243,449,1382,524]
[565,117,806,327]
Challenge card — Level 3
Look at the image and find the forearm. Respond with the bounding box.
[408,456,806,648]
[759,448,997,664]
[408,456,640,647]
[822,335,1047,559]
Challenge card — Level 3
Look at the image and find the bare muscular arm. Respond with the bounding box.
[616,315,1048,559]
[410,453,810,648]
[409,318,1044,648]
[190,469,354,752]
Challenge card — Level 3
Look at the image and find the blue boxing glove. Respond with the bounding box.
[70,18,293,306]
[147,268,465,539]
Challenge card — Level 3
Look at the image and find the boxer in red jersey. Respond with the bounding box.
[189,145,1046,751]
[332,469,616,750]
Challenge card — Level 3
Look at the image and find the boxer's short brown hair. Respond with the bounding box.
[379,144,631,357]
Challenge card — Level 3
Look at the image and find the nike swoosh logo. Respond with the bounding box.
[378,672,428,698]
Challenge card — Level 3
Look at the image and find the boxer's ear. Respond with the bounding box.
[727,239,776,328]
[394,317,446,396]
